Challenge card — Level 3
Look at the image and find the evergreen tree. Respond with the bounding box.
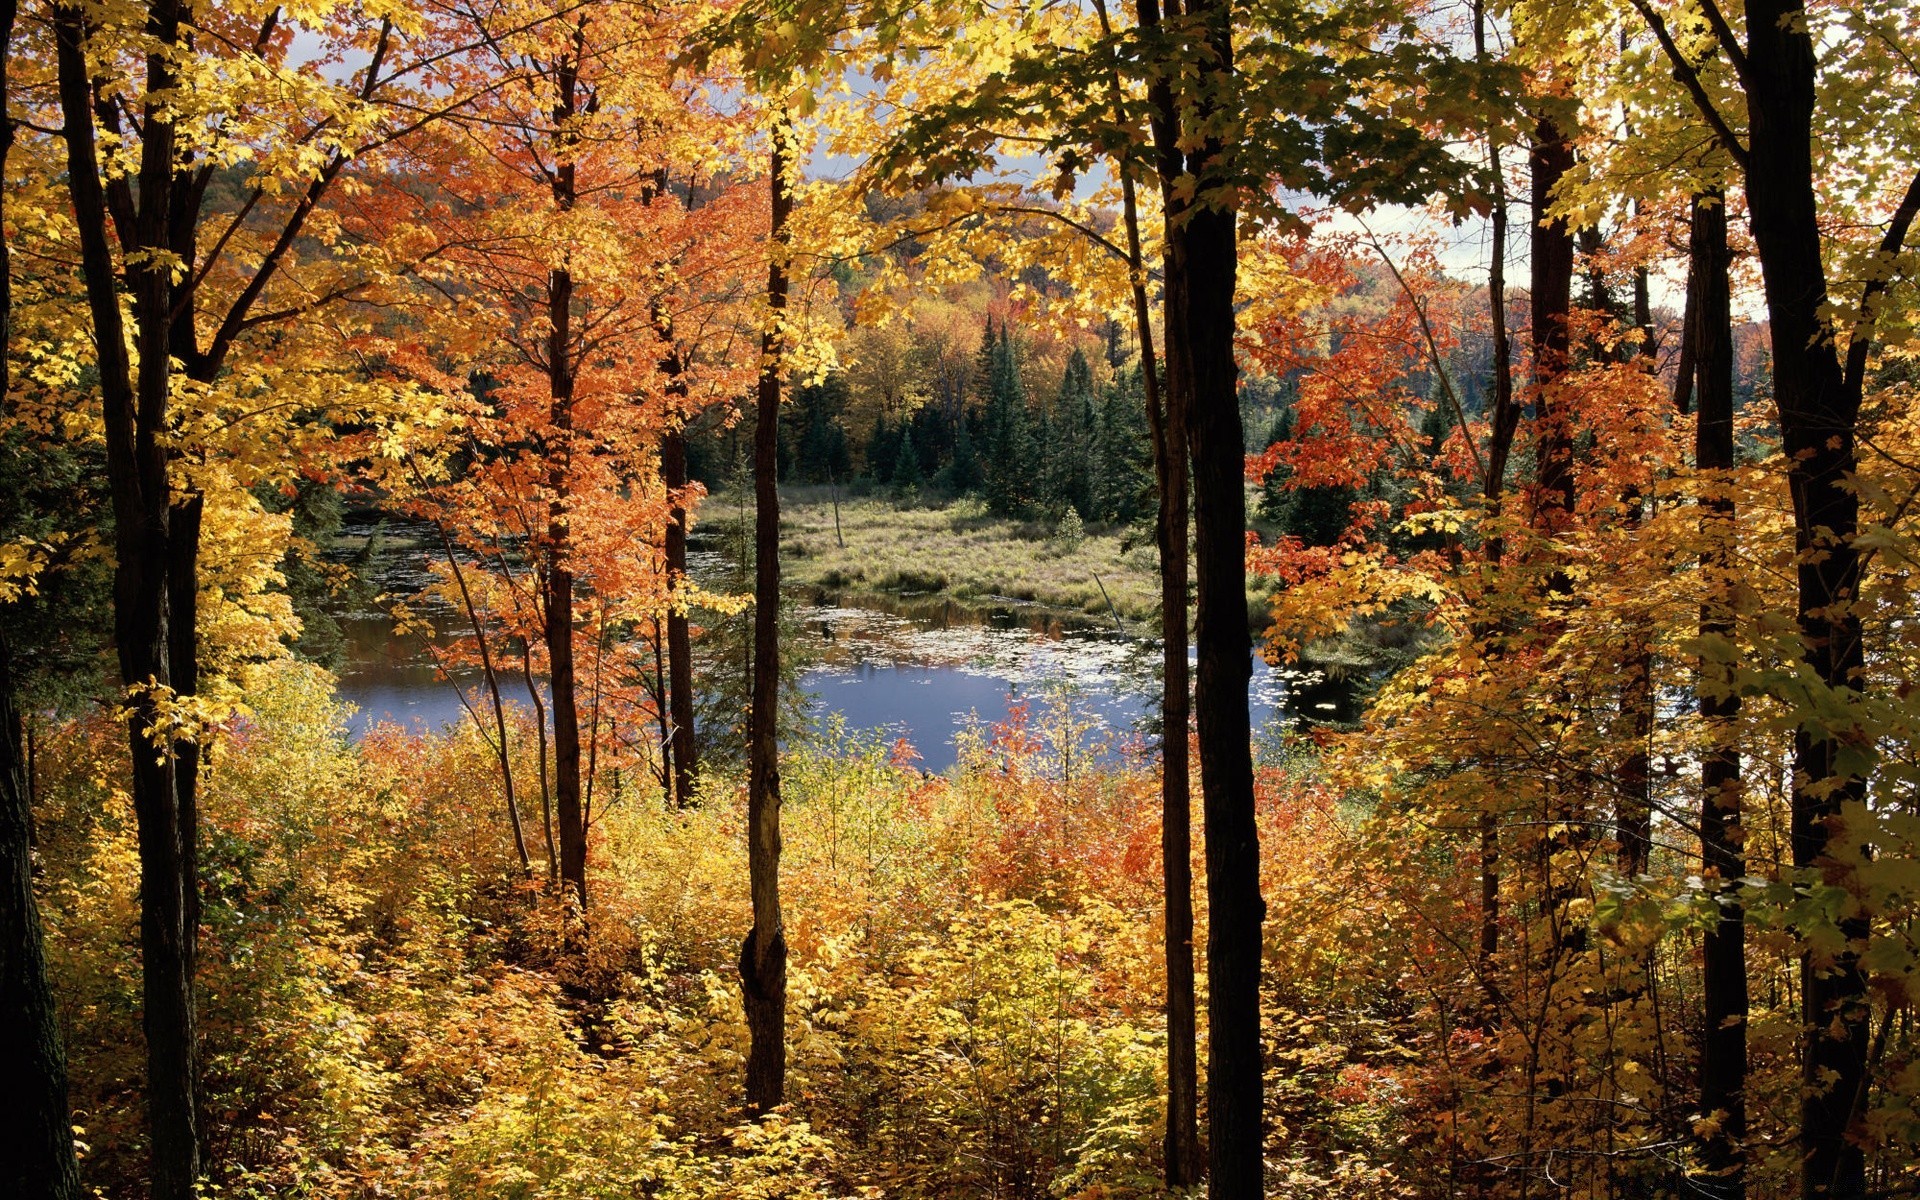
[1046,350,1096,519]
[908,402,950,479]
[790,375,853,483]
[1256,407,1352,546]
[1092,367,1154,524]
[891,421,926,489]
[980,324,1035,516]
[1256,408,1296,522]
[865,414,899,482]
[1418,394,1454,459]
[937,408,984,493]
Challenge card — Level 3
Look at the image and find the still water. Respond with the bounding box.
[328,524,1351,772]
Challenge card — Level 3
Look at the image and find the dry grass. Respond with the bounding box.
[766,486,1165,624]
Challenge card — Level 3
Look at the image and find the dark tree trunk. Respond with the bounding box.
[1473,0,1516,969]
[1741,4,1870,1193]
[1183,189,1262,1200]
[1691,188,1749,1200]
[0,635,81,1200]
[545,276,586,909]
[0,634,82,1200]
[546,56,586,913]
[1150,306,1199,1193]
[1112,0,1198,1178]
[1,8,85,1181]
[1154,0,1262,1188]
[644,166,702,812]
[742,109,792,1114]
[1529,116,1576,525]
[53,7,204,1195]
[1613,206,1659,878]
[662,428,698,808]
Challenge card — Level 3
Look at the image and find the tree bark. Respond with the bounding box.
[1473,0,1516,969]
[1529,116,1577,526]
[742,106,792,1115]
[1104,0,1198,1178]
[1153,0,1263,1188]
[1741,5,1870,1194]
[662,428,698,808]
[545,270,586,910]
[1691,187,1749,1200]
[0,634,81,1200]
[53,7,204,1195]
[546,52,587,913]
[1,8,85,1180]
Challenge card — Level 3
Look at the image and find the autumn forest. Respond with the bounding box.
[0,0,1916,1197]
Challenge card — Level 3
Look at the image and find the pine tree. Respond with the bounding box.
[1256,408,1295,521]
[938,408,983,493]
[981,324,1034,515]
[892,421,925,489]
[1047,350,1096,519]
[1093,367,1154,524]
[865,415,898,482]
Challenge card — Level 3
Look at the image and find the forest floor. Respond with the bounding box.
[740,486,1169,625]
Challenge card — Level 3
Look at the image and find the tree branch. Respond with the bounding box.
[1844,167,1920,398]
[1627,0,1750,171]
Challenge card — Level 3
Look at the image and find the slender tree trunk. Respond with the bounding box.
[422,508,531,873]
[662,428,699,807]
[1529,116,1576,526]
[1616,228,1657,878]
[53,8,203,1195]
[1742,5,1871,1193]
[1147,0,1263,1186]
[545,330,585,910]
[1,10,85,1180]
[742,106,792,1114]
[1690,187,1748,1200]
[1474,0,1517,969]
[643,167,701,811]
[1096,0,1197,1178]
[545,55,587,913]
[523,646,557,883]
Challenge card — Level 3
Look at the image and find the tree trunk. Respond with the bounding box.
[545,286,586,910]
[1156,0,1262,1188]
[1,10,85,1179]
[1474,0,1516,969]
[53,7,204,1195]
[1615,228,1657,879]
[546,56,587,913]
[1529,116,1576,526]
[425,512,531,874]
[0,634,81,1200]
[1105,0,1198,1177]
[1691,187,1748,1200]
[742,106,792,1114]
[1741,5,1870,1194]
[662,428,698,808]
[644,164,701,812]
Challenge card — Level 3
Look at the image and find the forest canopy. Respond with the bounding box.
[1,0,1918,1197]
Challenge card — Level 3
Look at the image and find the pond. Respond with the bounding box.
[325,520,1356,772]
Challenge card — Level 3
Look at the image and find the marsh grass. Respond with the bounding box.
[746,487,1165,624]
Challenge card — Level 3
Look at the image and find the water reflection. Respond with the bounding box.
[326,522,1358,769]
